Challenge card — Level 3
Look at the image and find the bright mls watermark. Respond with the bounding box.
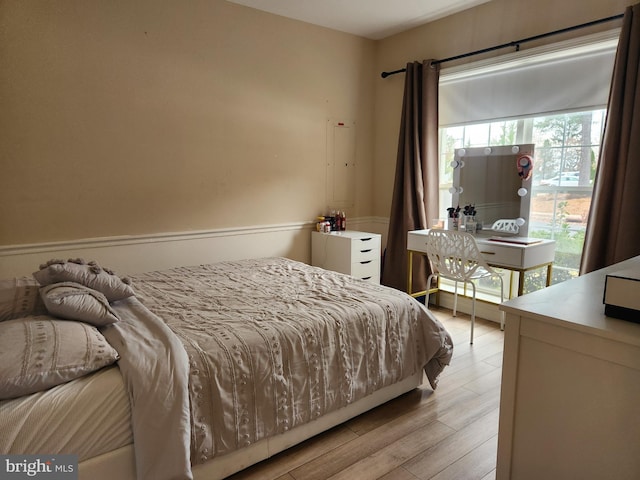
[0,455,77,480]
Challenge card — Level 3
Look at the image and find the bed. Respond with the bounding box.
[0,256,453,480]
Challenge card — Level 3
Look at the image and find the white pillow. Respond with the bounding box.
[40,282,120,326]
[0,316,120,400]
[0,277,47,322]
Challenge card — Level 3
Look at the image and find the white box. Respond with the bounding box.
[603,267,640,322]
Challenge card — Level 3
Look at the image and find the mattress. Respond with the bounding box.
[0,365,132,461]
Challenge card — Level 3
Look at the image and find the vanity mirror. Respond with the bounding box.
[450,144,534,236]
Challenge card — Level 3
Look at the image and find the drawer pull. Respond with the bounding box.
[360,249,372,253]
[361,276,372,280]
[359,237,373,242]
[360,260,372,264]
[480,251,495,255]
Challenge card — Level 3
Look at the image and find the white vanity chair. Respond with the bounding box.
[408,144,556,340]
[423,229,505,344]
[491,219,521,234]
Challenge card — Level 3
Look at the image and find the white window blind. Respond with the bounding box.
[439,30,619,127]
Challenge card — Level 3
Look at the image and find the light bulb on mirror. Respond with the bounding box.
[484,147,492,155]
[512,146,520,154]
[517,187,528,197]
[516,217,526,227]
[458,148,466,157]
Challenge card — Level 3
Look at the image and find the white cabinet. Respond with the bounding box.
[311,231,381,284]
[497,255,640,480]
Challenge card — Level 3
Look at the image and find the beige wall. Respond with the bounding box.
[372,0,631,218]
[1,0,632,248]
[0,0,375,245]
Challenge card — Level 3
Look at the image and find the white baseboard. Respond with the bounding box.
[0,217,384,278]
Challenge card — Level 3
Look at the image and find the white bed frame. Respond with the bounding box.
[78,372,423,480]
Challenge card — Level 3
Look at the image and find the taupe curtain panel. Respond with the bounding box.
[382,60,440,291]
[581,3,640,274]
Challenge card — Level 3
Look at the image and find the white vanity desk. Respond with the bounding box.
[496,255,640,479]
[407,229,555,298]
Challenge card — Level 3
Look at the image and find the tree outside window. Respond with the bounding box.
[439,108,605,296]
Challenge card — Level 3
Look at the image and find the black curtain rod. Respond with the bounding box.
[381,13,624,78]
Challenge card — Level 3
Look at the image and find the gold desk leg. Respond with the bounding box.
[407,250,414,295]
[517,270,525,297]
[508,270,515,299]
[546,263,553,287]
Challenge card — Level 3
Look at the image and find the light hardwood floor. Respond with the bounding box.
[228,306,504,480]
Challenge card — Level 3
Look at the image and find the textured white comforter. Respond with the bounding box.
[117,257,453,479]
[106,296,192,480]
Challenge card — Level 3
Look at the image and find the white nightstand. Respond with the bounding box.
[311,231,381,284]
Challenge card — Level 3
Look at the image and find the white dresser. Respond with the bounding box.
[311,231,381,284]
[497,255,640,479]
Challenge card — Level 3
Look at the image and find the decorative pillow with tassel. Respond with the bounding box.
[33,258,134,302]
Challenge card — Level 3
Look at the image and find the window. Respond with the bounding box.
[435,30,617,299]
[438,108,606,295]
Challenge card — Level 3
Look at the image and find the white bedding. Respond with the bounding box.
[122,258,453,478]
[0,365,131,461]
[104,295,192,480]
[0,257,453,480]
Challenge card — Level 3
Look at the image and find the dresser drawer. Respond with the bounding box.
[351,245,379,263]
[351,259,380,282]
[477,242,523,268]
[350,235,380,258]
